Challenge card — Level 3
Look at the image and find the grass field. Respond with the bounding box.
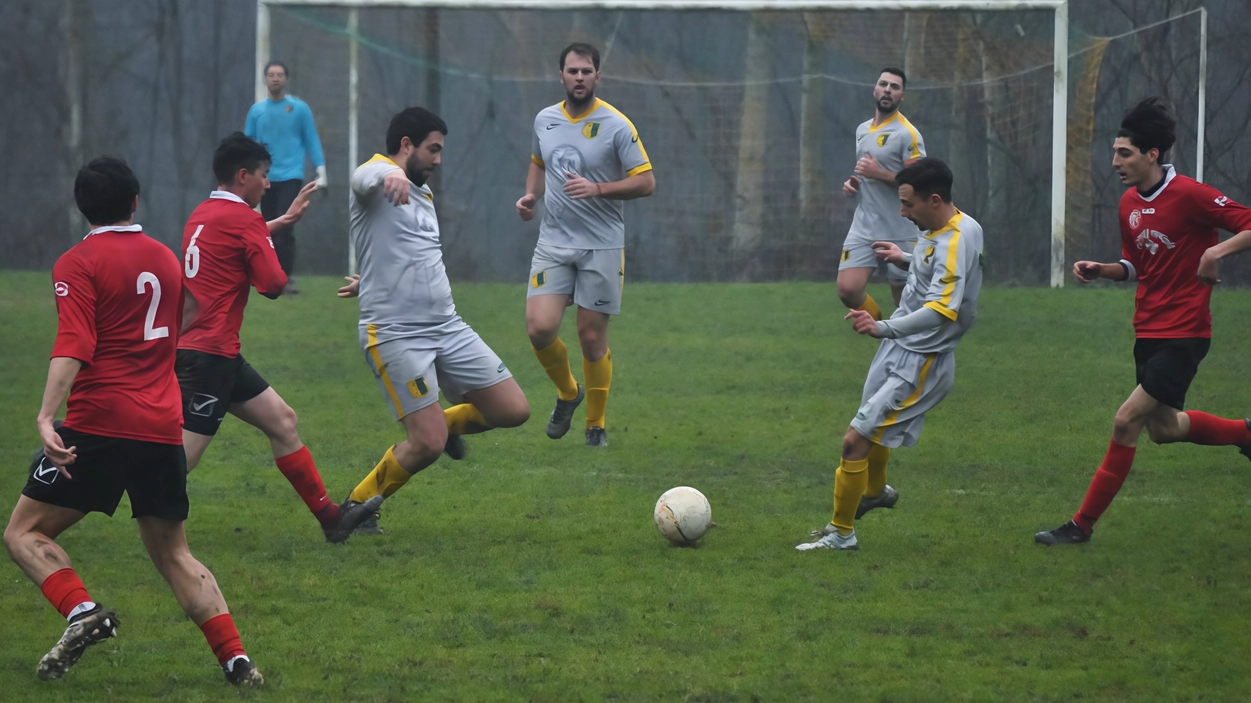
[2,271,1251,702]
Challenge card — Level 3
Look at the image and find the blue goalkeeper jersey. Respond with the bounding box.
[244,96,326,182]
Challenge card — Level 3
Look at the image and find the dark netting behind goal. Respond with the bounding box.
[264,6,1203,285]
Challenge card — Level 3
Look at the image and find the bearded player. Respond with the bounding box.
[516,42,655,447]
[1035,98,1251,545]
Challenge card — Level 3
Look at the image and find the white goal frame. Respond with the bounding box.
[257,0,1207,287]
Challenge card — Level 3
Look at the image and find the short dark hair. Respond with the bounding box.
[264,60,288,77]
[880,67,906,89]
[74,156,140,225]
[560,42,600,71]
[212,132,271,185]
[896,157,953,203]
[386,107,448,154]
[1117,97,1176,159]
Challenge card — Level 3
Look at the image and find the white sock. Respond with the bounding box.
[67,601,96,621]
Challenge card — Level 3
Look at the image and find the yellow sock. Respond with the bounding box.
[583,349,612,429]
[445,403,490,435]
[857,294,882,322]
[533,338,579,401]
[349,446,413,502]
[866,444,891,497]
[831,457,869,535]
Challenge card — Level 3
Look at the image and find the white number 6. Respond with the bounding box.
[137,272,169,341]
[185,224,203,278]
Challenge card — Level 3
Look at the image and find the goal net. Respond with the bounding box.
[260,1,1205,286]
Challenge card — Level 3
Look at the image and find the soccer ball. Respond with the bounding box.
[653,486,712,546]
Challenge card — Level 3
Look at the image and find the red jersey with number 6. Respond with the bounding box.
[178,191,286,357]
[51,227,184,444]
[1119,166,1251,339]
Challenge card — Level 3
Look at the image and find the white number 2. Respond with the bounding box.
[185,224,203,278]
[136,272,169,341]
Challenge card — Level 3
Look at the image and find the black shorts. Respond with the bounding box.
[1134,337,1210,410]
[175,350,270,436]
[22,426,189,520]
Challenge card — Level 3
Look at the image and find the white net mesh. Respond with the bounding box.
[266,5,1202,284]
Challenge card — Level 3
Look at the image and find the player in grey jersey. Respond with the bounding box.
[516,43,655,448]
[338,108,530,528]
[798,158,983,551]
[838,68,927,322]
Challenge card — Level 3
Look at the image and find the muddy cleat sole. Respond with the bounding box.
[323,495,384,543]
[37,605,119,680]
[223,655,264,687]
[796,529,859,551]
[1034,520,1091,546]
[444,434,468,461]
[585,427,608,447]
[856,484,899,519]
[546,385,585,439]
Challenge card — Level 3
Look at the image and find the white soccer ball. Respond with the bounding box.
[654,486,712,545]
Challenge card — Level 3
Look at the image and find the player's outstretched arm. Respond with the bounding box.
[37,357,83,477]
[1198,229,1251,286]
[871,241,910,269]
[564,170,655,201]
[517,162,546,221]
[1073,261,1128,284]
[266,181,318,232]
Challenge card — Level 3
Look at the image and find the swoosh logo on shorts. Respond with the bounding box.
[594,299,611,306]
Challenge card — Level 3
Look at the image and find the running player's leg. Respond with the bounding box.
[176,350,241,472]
[570,248,620,446]
[528,247,583,438]
[229,383,341,529]
[349,341,447,506]
[136,518,260,686]
[4,497,88,599]
[837,239,882,320]
[439,326,530,436]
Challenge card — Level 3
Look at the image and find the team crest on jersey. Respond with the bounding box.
[923,245,935,264]
[1215,196,1229,207]
[876,133,890,147]
[54,281,69,297]
[1129,209,1142,229]
[408,377,429,398]
[582,122,602,139]
[1135,229,1176,256]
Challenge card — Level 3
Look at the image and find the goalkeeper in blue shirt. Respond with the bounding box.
[245,60,327,294]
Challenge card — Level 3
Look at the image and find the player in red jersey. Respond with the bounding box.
[2,157,262,685]
[1035,98,1251,545]
[177,133,380,542]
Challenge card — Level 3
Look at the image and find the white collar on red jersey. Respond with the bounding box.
[1138,164,1176,203]
[209,190,248,205]
[84,224,142,239]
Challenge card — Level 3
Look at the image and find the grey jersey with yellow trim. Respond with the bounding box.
[350,154,460,341]
[893,210,983,355]
[847,112,926,243]
[532,98,652,250]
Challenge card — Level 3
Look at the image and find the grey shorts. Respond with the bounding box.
[360,322,513,421]
[527,244,625,315]
[838,235,916,283]
[849,339,955,448]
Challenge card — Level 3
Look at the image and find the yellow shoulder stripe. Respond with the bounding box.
[598,99,652,172]
[924,301,958,322]
[897,114,923,160]
[934,215,964,311]
[364,153,398,168]
[532,154,545,167]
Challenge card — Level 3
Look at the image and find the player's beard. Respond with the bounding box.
[876,95,900,115]
[405,153,430,187]
[565,86,595,114]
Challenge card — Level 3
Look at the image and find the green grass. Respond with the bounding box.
[2,271,1251,702]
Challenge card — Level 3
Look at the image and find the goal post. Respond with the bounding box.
[256,0,1205,287]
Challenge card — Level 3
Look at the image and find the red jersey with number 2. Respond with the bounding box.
[1120,167,1251,339]
[51,227,184,444]
[178,193,287,357]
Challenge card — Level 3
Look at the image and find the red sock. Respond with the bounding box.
[1073,439,1137,534]
[275,446,339,525]
[200,613,246,666]
[40,568,92,618]
[1185,411,1251,446]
